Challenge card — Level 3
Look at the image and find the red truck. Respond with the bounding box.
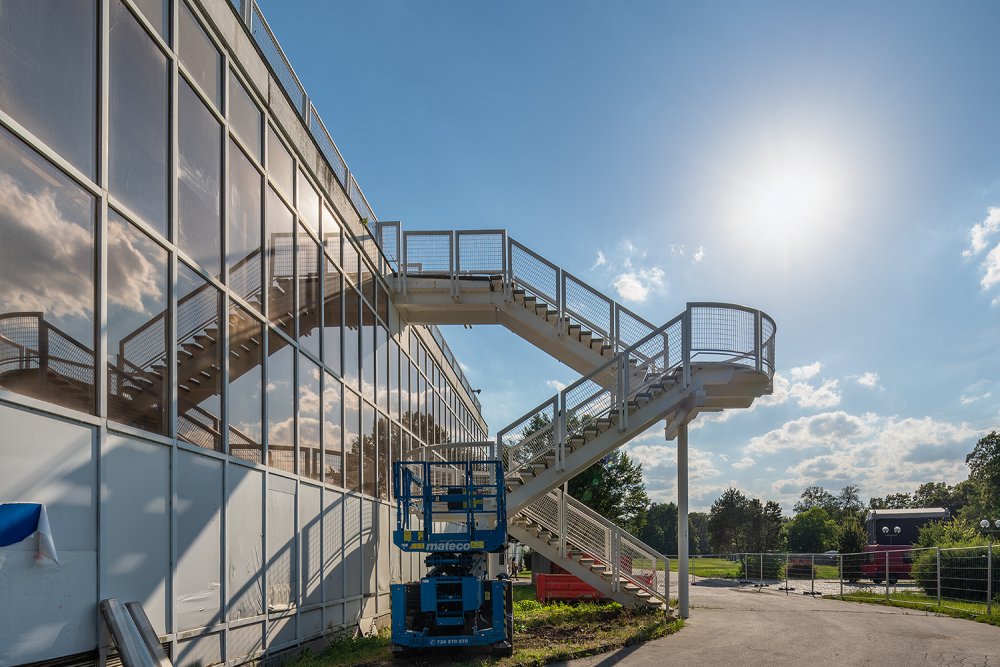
[859,508,948,583]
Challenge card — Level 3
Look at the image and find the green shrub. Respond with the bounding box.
[739,554,785,580]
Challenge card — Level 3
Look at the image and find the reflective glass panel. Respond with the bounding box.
[322,205,341,266]
[342,239,359,286]
[107,211,168,433]
[110,0,168,235]
[388,338,399,421]
[376,411,389,501]
[132,0,169,41]
[322,259,342,376]
[0,127,95,414]
[297,168,319,233]
[299,355,321,482]
[266,328,294,473]
[361,305,374,394]
[375,324,387,414]
[362,402,376,498]
[229,302,263,463]
[265,186,294,337]
[0,0,96,177]
[228,139,262,310]
[228,72,261,162]
[344,388,360,493]
[297,224,320,358]
[323,373,342,487]
[267,126,293,200]
[176,263,222,451]
[178,1,221,107]
[178,78,221,276]
[360,258,375,308]
[343,288,360,389]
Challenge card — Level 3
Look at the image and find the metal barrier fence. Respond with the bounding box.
[670,548,999,618]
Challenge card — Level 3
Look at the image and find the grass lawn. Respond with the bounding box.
[668,557,742,579]
[827,590,1000,628]
[291,584,682,667]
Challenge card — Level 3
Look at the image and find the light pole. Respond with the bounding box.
[980,519,999,615]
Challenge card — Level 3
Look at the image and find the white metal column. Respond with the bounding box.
[677,422,689,618]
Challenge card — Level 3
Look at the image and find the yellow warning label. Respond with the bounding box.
[404,531,412,541]
[470,540,484,549]
[411,543,424,549]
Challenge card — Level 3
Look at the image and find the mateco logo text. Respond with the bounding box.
[425,542,476,551]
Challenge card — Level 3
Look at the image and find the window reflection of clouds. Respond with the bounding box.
[178,79,221,277]
[0,127,94,339]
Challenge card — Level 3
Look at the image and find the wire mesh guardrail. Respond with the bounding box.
[669,548,999,618]
[519,487,669,605]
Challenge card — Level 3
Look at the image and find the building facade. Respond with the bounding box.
[0,1,488,664]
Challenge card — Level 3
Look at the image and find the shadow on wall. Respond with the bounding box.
[0,402,395,666]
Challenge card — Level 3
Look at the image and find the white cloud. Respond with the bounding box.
[982,242,1000,289]
[591,250,607,269]
[732,457,756,470]
[959,379,992,405]
[789,362,822,381]
[856,372,879,388]
[964,207,1000,256]
[669,244,686,258]
[790,378,841,408]
[545,379,567,392]
[692,246,706,262]
[612,267,665,302]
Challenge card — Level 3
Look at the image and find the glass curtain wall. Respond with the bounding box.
[0,0,486,503]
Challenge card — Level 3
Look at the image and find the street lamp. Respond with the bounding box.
[979,518,1000,545]
[882,525,901,546]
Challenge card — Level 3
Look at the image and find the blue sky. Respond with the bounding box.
[258,0,1000,511]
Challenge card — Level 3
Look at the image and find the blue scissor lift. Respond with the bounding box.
[390,460,512,656]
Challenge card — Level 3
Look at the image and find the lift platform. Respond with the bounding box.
[390,460,512,655]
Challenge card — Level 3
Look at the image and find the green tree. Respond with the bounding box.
[912,482,953,509]
[568,450,649,533]
[868,492,913,510]
[836,485,864,518]
[639,502,678,554]
[794,486,839,515]
[784,507,838,553]
[966,431,1000,515]
[708,488,753,552]
[688,512,711,555]
[837,514,868,582]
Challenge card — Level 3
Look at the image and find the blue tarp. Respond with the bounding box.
[0,503,43,547]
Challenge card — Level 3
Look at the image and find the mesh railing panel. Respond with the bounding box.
[563,273,612,339]
[509,241,558,305]
[689,304,757,367]
[616,306,658,351]
[250,4,305,113]
[456,232,504,275]
[404,233,452,274]
[498,399,557,471]
[565,501,610,561]
[308,108,348,184]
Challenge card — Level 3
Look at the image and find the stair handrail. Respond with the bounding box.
[519,488,669,605]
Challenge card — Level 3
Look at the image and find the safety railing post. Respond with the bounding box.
[759,554,763,587]
[811,554,815,596]
[839,554,843,598]
[501,230,511,299]
[400,231,408,297]
[936,547,941,607]
[988,544,993,616]
[754,310,763,372]
[557,488,567,559]
[556,268,564,338]
[556,395,565,472]
[449,231,458,297]
[786,553,790,595]
[885,553,890,602]
[682,305,692,388]
[665,557,670,611]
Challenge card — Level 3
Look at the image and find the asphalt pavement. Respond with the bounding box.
[561,573,1000,667]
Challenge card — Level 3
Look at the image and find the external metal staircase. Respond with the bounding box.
[378,224,777,611]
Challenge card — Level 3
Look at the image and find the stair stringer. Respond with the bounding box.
[391,276,612,377]
[508,523,660,608]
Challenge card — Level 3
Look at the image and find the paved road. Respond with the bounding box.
[563,574,1000,667]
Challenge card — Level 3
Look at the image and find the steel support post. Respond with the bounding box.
[677,422,689,618]
[839,555,843,598]
[786,553,790,595]
[885,554,890,602]
[760,554,763,587]
[811,554,815,596]
[988,544,993,615]
[936,548,942,607]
